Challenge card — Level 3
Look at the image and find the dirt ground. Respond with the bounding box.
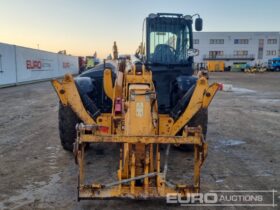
[0,72,279,210]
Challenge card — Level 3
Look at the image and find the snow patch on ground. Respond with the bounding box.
[216,139,246,148]
[231,87,256,94]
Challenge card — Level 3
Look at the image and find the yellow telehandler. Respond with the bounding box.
[52,13,219,200]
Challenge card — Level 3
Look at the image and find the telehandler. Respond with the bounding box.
[52,13,219,200]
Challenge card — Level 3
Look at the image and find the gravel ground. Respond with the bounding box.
[0,72,279,210]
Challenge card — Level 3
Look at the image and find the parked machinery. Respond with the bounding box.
[268,57,280,71]
[244,64,267,73]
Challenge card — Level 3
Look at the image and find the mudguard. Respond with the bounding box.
[75,77,94,93]
[170,76,198,120]
[74,77,100,120]
[175,75,197,93]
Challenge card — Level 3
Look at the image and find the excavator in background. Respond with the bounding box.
[52,13,219,200]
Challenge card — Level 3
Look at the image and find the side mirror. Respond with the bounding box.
[187,48,199,57]
[195,18,203,31]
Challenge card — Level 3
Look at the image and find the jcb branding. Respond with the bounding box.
[26,60,41,70]
[136,102,144,117]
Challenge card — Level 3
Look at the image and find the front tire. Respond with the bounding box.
[179,109,208,151]
[58,103,79,151]
[189,109,208,138]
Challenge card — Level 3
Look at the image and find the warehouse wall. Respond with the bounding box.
[0,43,78,87]
[193,31,280,67]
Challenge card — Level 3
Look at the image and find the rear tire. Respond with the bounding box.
[58,103,79,151]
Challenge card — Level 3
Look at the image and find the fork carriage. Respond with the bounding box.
[76,124,207,200]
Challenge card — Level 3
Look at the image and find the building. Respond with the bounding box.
[193,32,280,70]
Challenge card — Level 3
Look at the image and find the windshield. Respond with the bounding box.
[147,20,191,65]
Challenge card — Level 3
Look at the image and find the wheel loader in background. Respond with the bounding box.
[52,13,219,200]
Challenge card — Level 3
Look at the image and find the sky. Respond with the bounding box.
[0,0,279,58]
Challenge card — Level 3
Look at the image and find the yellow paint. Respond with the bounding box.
[207,61,225,72]
[171,77,218,135]
[51,74,95,125]
[52,60,218,200]
[103,69,114,100]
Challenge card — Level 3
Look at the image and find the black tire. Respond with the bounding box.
[179,109,208,151]
[58,103,80,151]
[57,79,100,152]
[189,109,208,137]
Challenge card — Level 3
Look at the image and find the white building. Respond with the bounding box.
[193,32,280,69]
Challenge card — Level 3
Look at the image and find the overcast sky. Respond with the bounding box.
[0,0,279,58]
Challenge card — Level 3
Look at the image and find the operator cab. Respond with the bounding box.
[139,13,202,113]
[143,13,201,72]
